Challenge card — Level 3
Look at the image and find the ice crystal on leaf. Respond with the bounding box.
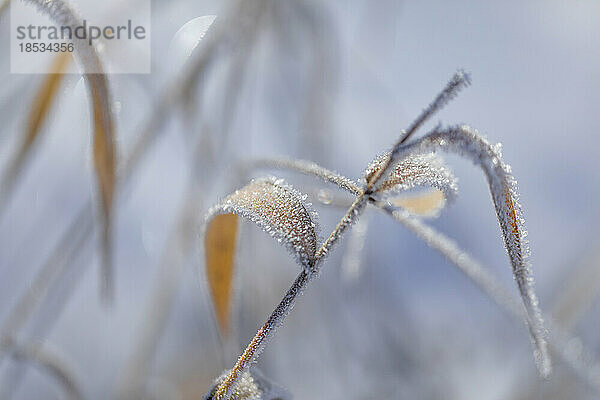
[204,370,260,400]
[364,152,458,204]
[205,177,318,272]
[203,369,290,400]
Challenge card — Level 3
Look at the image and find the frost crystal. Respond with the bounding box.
[204,370,261,400]
[364,152,458,202]
[204,369,291,400]
[206,177,318,272]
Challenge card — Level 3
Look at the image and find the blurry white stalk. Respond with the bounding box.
[116,5,266,396]
[379,204,600,394]
[340,213,370,284]
[4,338,84,400]
[552,239,600,333]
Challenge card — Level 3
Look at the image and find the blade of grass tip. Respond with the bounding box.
[376,202,600,393]
[367,70,471,191]
[384,124,551,377]
[210,194,367,399]
[0,52,71,219]
[5,341,84,400]
[21,0,117,304]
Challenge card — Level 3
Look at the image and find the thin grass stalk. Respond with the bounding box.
[211,195,368,399]
[377,202,600,393]
[213,73,475,397]
[366,71,470,190]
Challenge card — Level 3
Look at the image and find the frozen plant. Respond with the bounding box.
[201,71,551,399]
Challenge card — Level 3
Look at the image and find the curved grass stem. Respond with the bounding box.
[211,195,368,399]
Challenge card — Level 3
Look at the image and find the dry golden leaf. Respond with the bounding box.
[390,189,446,217]
[24,53,71,160]
[20,0,118,303]
[0,53,71,210]
[87,74,117,302]
[205,213,238,336]
[204,177,317,336]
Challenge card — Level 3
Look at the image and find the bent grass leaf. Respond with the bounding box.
[204,177,318,337]
[23,0,118,303]
[255,153,457,217]
[0,52,71,213]
[392,124,551,377]
[89,74,117,302]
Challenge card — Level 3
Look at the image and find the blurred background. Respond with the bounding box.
[0,0,600,398]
